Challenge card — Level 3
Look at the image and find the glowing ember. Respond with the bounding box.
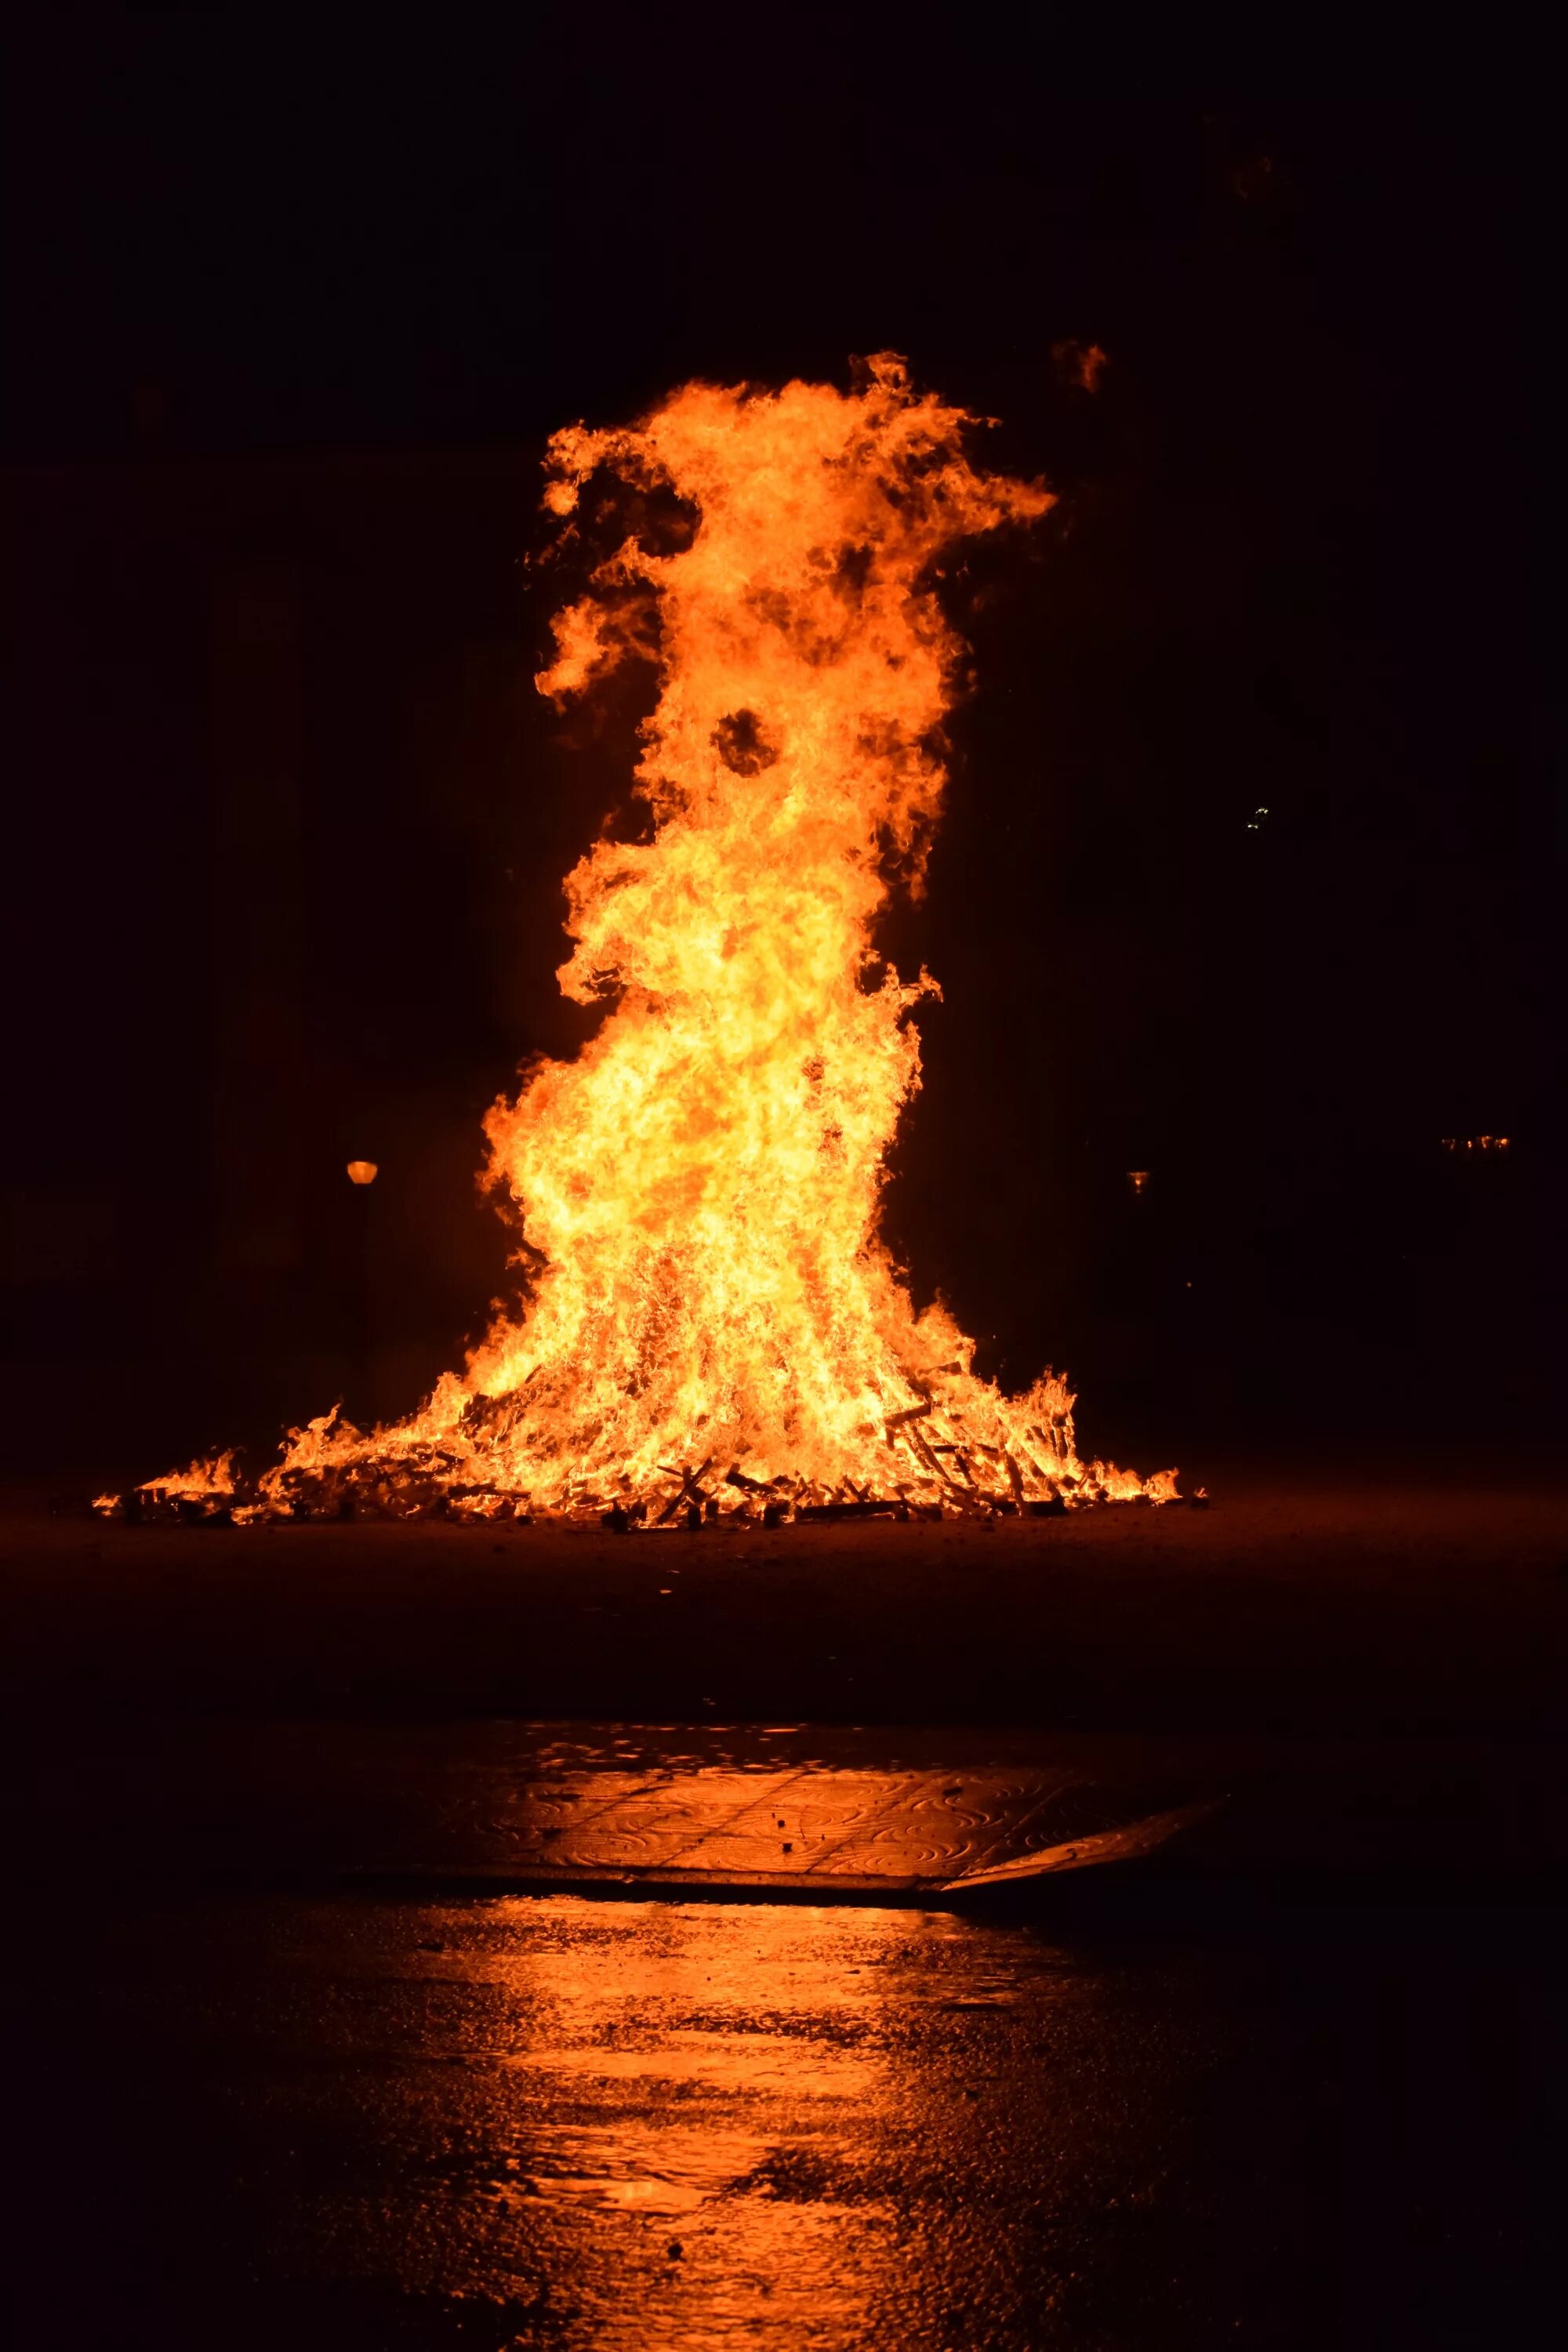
[108,356,1174,1526]
[346,1159,379,1186]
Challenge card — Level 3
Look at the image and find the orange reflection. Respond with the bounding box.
[482,1897,913,2341]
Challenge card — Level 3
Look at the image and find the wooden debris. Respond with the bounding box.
[101,1396,1169,1527]
[655,1457,714,1523]
[902,1424,947,1483]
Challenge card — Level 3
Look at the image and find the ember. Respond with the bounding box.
[105,357,1175,1528]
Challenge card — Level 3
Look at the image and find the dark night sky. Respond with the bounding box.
[2,24,1559,1475]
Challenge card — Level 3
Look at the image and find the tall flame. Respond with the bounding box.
[114,356,1174,1524]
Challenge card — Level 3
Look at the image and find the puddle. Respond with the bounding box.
[507,2027,877,2099]
[521,2125,770,2213]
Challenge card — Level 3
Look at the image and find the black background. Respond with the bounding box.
[3,22,1559,1479]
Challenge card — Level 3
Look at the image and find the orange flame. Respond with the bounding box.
[121,357,1174,1523]
[93,1450,238,1521]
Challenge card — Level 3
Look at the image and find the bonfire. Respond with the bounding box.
[104,355,1176,1527]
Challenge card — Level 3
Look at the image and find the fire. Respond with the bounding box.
[93,1450,238,1523]
[110,356,1174,1525]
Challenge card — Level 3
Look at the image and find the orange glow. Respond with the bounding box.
[1127,1170,1151,1196]
[1442,1135,1511,1153]
[1053,339,1108,392]
[347,1160,379,1186]
[114,357,1174,1524]
[483,1896,904,2326]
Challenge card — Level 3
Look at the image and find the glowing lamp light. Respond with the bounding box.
[1127,1170,1151,1196]
[346,1160,379,1186]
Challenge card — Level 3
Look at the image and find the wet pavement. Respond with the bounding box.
[7,1727,1565,2349]
[5,1477,1566,2344]
[13,1715,1568,1898]
[13,1874,1561,2349]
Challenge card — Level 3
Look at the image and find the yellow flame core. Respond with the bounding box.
[259,357,1174,1519]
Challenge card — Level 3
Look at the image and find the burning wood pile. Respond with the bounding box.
[107,1381,1171,1527]
[101,356,1177,1530]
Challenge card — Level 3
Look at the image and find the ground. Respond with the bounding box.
[4,1460,1566,2347]
[8,1458,1566,1733]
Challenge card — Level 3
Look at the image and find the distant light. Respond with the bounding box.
[1052,338,1109,393]
[346,1160,379,1186]
[1442,1136,1509,1155]
[1246,805,1270,831]
[1127,1170,1151,1196]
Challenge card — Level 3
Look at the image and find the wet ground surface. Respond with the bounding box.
[5,1471,1566,2345]
[13,1715,1568,1896]
[12,1859,1564,2348]
[7,1721,1566,2348]
[12,1724,1210,1896]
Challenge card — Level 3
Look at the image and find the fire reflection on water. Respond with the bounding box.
[22,1722,1544,2343]
[118,1745,1223,2340]
[472,1900,916,2343]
